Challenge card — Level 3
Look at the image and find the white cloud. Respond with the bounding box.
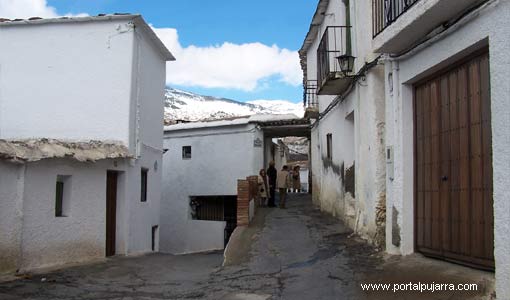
[0,0,302,92]
[153,27,302,91]
[0,0,87,19]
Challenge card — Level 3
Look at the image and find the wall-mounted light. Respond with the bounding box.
[336,54,356,75]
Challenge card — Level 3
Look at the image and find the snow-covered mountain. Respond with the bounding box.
[164,88,304,124]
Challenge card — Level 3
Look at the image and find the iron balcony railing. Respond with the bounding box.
[303,80,318,108]
[373,0,420,37]
[317,26,351,89]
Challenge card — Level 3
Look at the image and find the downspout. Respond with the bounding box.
[343,0,352,55]
[133,32,142,158]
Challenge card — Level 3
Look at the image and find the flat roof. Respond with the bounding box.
[0,14,175,61]
[164,114,304,132]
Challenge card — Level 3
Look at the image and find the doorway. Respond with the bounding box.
[414,51,493,270]
[106,171,118,257]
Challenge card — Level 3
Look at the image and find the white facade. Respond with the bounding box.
[301,0,386,244]
[304,0,509,297]
[381,0,509,297]
[160,118,265,254]
[0,15,174,273]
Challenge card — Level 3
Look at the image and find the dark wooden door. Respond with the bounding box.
[106,171,118,257]
[415,51,494,270]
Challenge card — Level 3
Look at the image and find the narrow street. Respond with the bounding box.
[0,193,492,300]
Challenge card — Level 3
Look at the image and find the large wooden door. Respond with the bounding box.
[106,171,118,257]
[415,51,494,270]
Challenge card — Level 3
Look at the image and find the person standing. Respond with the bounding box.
[292,165,301,193]
[258,169,269,207]
[277,165,291,209]
[266,161,277,207]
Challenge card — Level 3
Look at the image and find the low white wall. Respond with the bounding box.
[310,66,386,243]
[0,153,161,273]
[0,162,23,273]
[125,146,162,254]
[160,124,264,254]
[20,159,108,270]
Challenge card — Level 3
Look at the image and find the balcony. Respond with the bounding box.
[317,26,354,95]
[303,80,319,119]
[372,0,420,38]
[372,0,487,54]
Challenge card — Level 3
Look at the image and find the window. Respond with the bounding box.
[141,168,148,202]
[326,133,333,160]
[55,175,71,217]
[182,146,192,159]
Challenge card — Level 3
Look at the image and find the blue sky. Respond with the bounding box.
[38,0,317,103]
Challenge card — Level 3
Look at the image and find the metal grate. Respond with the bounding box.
[303,80,318,108]
[317,26,351,88]
[372,0,420,37]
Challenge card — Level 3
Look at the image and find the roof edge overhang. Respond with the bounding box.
[0,14,175,62]
[298,0,330,81]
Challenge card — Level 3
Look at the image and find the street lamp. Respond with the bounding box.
[336,54,356,75]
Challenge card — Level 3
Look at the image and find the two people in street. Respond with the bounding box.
[260,162,303,209]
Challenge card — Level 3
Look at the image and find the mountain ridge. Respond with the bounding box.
[164,87,304,124]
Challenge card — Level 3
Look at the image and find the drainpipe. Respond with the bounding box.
[343,0,352,55]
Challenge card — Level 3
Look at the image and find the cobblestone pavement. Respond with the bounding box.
[0,193,494,300]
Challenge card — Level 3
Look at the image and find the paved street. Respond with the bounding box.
[0,193,494,300]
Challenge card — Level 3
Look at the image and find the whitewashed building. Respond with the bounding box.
[160,114,309,254]
[0,14,174,273]
[300,0,387,245]
[303,0,509,296]
[374,0,509,296]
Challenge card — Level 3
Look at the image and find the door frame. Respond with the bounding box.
[106,170,118,257]
[412,47,494,270]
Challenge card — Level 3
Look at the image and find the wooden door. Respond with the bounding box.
[415,51,494,270]
[106,171,118,257]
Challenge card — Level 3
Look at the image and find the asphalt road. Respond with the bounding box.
[0,193,493,300]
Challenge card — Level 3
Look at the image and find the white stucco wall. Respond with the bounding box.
[20,159,112,270]
[125,148,162,255]
[0,17,168,273]
[0,20,135,147]
[160,124,264,254]
[305,0,386,244]
[0,162,24,273]
[124,22,166,254]
[384,1,509,296]
[132,26,166,152]
[0,156,162,273]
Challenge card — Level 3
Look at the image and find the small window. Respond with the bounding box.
[326,133,333,160]
[182,146,192,159]
[141,168,148,202]
[55,175,71,217]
